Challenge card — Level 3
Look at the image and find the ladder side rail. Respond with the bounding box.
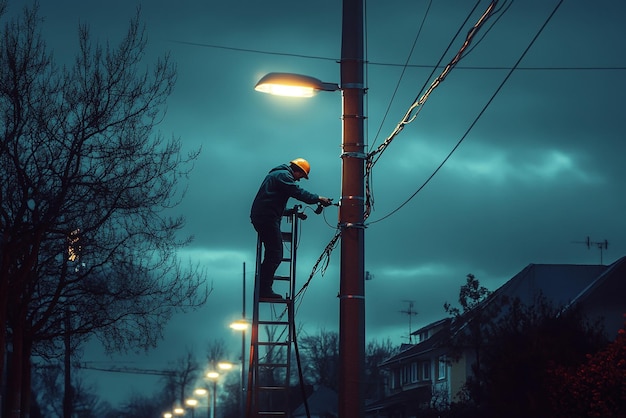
[289,208,298,301]
[286,208,300,416]
[246,235,263,418]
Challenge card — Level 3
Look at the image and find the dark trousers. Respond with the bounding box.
[252,218,283,290]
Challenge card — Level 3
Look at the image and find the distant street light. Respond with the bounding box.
[207,371,220,418]
[230,319,248,418]
[229,319,248,331]
[185,398,199,418]
[218,362,233,371]
[193,388,210,418]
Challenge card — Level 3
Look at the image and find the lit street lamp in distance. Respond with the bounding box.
[185,398,199,418]
[193,388,210,418]
[229,319,248,332]
[217,361,234,371]
[173,407,185,416]
[229,319,248,418]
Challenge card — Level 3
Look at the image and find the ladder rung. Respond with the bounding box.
[259,363,288,368]
[259,297,289,303]
[280,257,291,263]
[273,275,290,281]
[258,341,289,347]
[258,320,289,326]
[258,385,289,391]
[258,412,287,417]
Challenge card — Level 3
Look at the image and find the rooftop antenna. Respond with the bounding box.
[399,300,418,343]
[572,236,608,264]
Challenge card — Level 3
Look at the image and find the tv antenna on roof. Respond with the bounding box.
[572,236,608,265]
[400,300,418,343]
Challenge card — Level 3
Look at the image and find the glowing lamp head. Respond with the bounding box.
[230,320,249,331]
[254,73,339,98]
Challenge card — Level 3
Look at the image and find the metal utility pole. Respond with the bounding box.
[338,0,366,417]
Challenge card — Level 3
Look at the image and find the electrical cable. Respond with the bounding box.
[368,0,565,225]
[169,39,626,71]
[365,0,502,220]
[461,0,513,59]
[368,0,434,153]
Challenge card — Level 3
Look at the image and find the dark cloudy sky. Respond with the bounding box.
[6,0,626,408]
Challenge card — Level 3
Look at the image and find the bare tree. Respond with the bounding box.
[0,4,207,417]
[171,349,201,406]
[206,338,228,368]
[299,328,340,390]
[364,338,397,400]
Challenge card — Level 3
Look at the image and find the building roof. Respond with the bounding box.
[494,262,607,308]
[381,256,626,366]
[365,386,431,413]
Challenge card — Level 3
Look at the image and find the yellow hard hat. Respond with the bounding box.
[290,158,310,178]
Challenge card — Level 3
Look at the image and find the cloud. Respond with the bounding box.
[447,147,604,186]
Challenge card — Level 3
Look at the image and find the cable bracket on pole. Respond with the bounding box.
[340,151,367,159]
[341,82,365,89]
[338,222,367,230]
[338,293,365,300]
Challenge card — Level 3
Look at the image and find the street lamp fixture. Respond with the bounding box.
[206,372,221,418]
[218,361,233,371]
[173,407,185,416]
[230,318,248,418]
[163,413,173,418]
[229,319,249,331]
[193,388,210,418]
[194,388,208,397]
[254,72,340,97]
[185,399,199,418]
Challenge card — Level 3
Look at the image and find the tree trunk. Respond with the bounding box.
[21,337,33,418]
[63,309,72,418]
[0,235,10,402]
[7,315,24,418]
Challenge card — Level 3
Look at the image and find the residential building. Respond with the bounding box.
[365,256,626,417]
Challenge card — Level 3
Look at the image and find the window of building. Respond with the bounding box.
[402,365,410,384]
[390,369,398,389]
[438,355,447,380]
[422,361,430,380]
[411,362,419,382]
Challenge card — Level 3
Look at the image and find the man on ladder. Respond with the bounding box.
[251,158,333,299]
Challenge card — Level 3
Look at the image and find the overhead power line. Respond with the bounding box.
[168,39,626,72]
[365,0,504,222]
[367,0,567,224]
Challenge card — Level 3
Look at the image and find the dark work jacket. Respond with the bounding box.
[250,164,319,223]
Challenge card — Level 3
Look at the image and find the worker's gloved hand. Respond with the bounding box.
[319,197,333,207]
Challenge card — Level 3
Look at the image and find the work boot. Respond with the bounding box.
[260,286,283,300]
